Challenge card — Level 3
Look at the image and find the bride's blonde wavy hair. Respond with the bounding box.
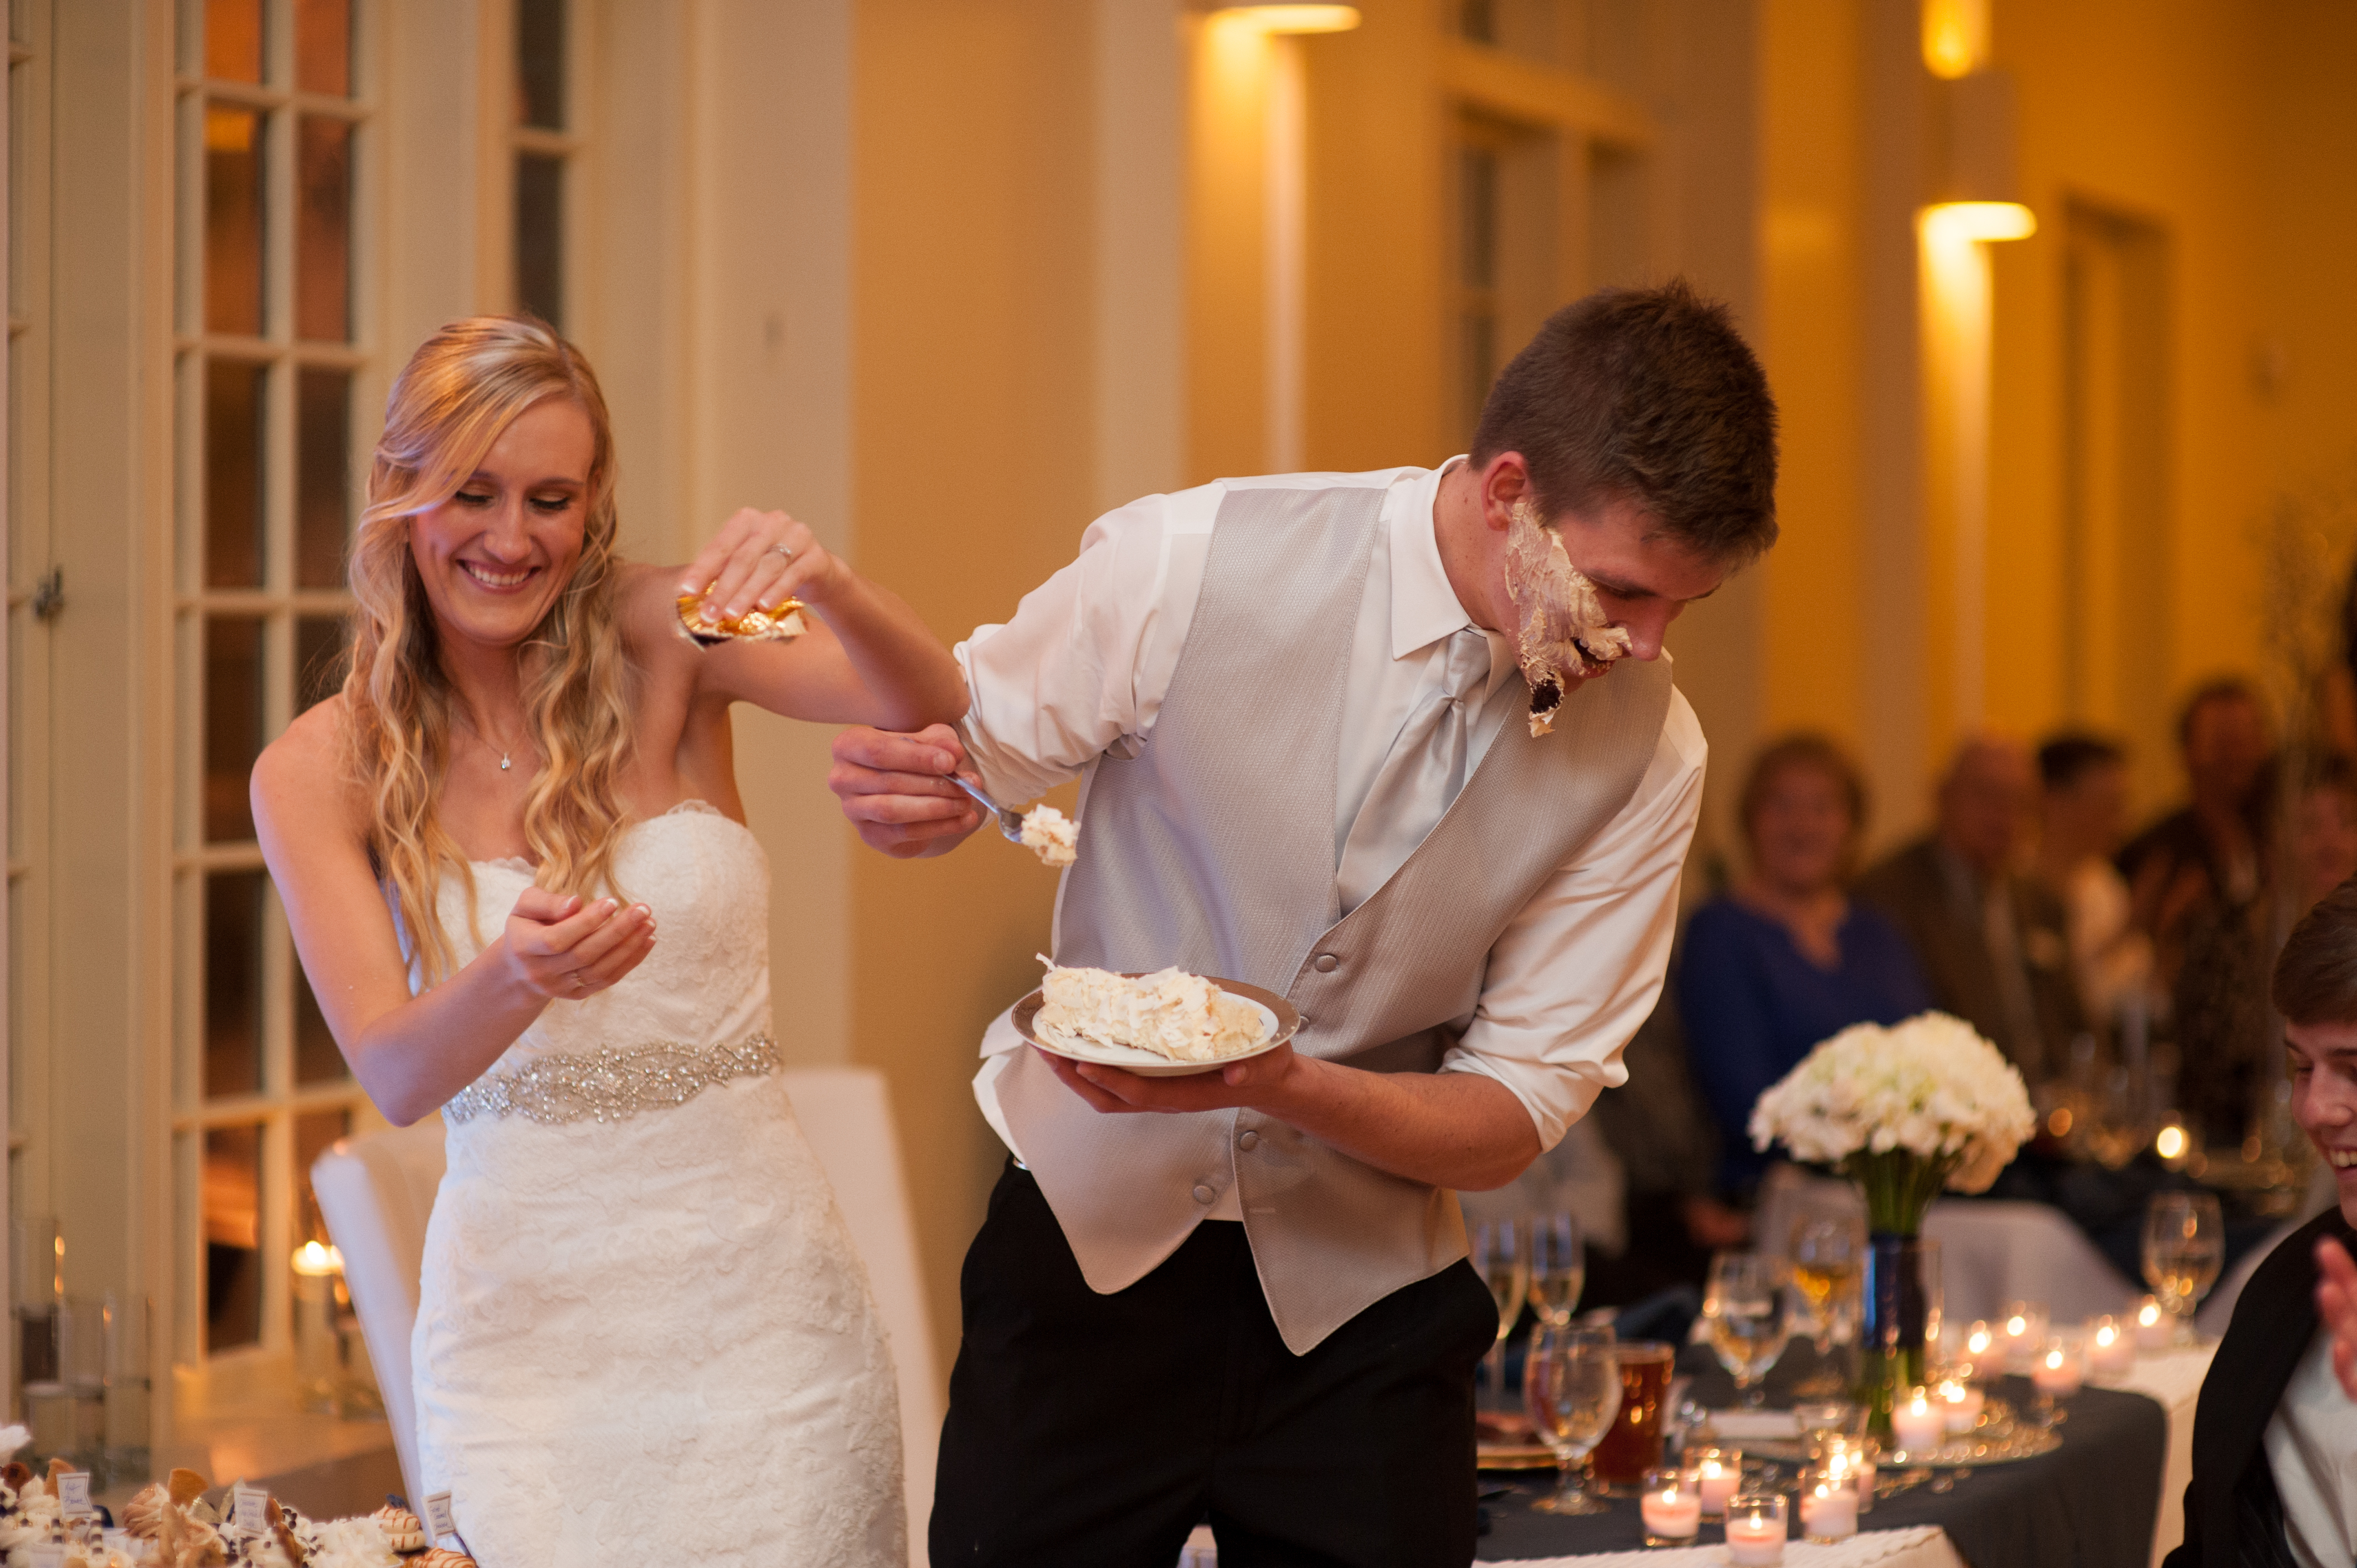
[343,316,635,982]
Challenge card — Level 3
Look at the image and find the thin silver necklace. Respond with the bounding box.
[457,710,527,772]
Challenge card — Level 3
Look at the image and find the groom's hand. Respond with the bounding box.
[1037,1043,1308,1116]
[2319,1235,2357,1401]
[830,724,982,858]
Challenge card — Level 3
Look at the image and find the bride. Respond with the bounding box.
[254,316,962,1565]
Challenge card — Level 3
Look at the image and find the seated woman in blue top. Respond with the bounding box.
[1679,733,1932,1194]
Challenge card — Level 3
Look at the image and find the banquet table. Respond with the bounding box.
[1475,1351,2179,1568]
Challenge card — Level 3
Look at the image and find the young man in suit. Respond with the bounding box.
[2166,878,2357,1567]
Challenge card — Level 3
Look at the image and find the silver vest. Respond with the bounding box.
[997,478,1675,1352]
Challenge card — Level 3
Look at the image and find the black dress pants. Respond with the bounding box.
[931,1162,1497,1568]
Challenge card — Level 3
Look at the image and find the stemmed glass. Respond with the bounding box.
[1527,1213,1586,1330]
[1471,1218,1530,1416]
[1705,1250,1792,1409]
[2142,1192,2224,1345]
[1789,1212,1861,1395]
[1525,1324,1620,1515]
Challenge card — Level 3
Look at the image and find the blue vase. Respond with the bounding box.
[1856,1231,1932,1430]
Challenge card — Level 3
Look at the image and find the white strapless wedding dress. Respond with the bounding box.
[410,802,905,1566]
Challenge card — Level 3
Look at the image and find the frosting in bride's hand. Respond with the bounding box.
[1504,499,1634,736]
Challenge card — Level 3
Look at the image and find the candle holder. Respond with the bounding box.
[1934,1375,1985,1433]
[1723,1490,1788,1566]
[2132,1295,2172,1352]
[1639,1467,1701,1547]
[1798,1466,1860,1543]
[2031,1330,2086,1426]
[1888,1384,1947,1459]
[1950,1318,1994,1380]
[1814,1433,1880,1513]
[1680,1445,1742,1519]
[1997,1300,2050,1373]
[2087,1314,2134,1376]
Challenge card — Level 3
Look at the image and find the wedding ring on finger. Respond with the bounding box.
[769,543,795,561]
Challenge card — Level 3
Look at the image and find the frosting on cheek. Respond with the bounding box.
[1503,501,1635,736]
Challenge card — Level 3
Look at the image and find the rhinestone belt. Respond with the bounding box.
[442,1035,780,1127]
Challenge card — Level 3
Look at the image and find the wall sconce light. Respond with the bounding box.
[1205,4,1362,34]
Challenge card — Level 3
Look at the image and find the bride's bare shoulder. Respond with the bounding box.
[253,695,367,839]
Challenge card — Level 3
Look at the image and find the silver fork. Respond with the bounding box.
[949,774,1027,845]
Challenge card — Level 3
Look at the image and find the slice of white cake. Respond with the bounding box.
[1019,803,1079,867]
[1033,959,1268,1064]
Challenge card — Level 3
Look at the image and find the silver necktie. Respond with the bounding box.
[1336,626,1494,915]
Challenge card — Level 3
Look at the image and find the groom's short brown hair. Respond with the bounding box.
[1471,279,1779,564]
[2276,876,2357,1026]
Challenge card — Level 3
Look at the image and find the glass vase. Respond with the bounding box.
[1856,1233,1938,1434]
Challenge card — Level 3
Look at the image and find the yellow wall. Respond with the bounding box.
[850,0,1102,1378]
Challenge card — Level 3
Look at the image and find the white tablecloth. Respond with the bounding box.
[2091,1342,2214,1568]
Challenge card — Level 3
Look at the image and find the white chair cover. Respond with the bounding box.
[311,1069,944,1562]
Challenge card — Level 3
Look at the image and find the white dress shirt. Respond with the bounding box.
[2266,1324,2357,1568]
[956,465,1706,1218]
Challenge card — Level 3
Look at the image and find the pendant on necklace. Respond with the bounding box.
[500,754,511,771]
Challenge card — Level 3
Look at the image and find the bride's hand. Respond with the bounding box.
[681,507,843,626]
[502,887,658,1000]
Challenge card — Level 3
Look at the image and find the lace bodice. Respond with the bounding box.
[429,800,772,1078]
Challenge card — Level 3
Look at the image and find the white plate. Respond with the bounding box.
[1011,973,1301,1078]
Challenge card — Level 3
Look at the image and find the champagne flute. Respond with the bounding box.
[2141,1192,2224,1344]
[1527,1213,1586,1329]
[1705,1250,1792,1409]
[1471,1217,1530,1417]
[1525,1323,1620,1515]
[1789,1213,1860,1395]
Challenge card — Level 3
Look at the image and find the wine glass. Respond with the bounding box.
[1470,1217,1530,1416]
[1527,1213,1585,1329]
[1525,1323,1620,1515]
[2141,1192,2224,1344]
[1705,1250,1792,1409]
[1788,1212,1861,1395]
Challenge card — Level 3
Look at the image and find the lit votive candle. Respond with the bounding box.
[1936,1377,1985,1433]
[1725,1493,1789,1566]
[2088,1316,2135,1375]
[2134,1296,2173,1352]
[1799,1471,1860,1543]
[2033,1335,2086,1397]
[1683,1446,1742,1519]
[1891,1387,1948,1457]
[1823,1437,1879,1514]
[1999,1301,2050,1371]
[1640,1468,1702,1546]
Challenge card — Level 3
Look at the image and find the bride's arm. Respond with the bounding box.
[252,700,659,1126]
[632,507,966,729]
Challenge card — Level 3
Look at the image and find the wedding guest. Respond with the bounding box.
[832,281,1778,1567]
[1680,734,1930,1195]
[2165,879,2357,1568]
[1856,736,2083,1085]
[2031,731,2154,1029]
[2121,678,2273,983]
[2176,757,2357,1147]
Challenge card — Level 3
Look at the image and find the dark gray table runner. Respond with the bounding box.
[1479,1358,2168,1568]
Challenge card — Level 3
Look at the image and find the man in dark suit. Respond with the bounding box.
[2165,879,2357,1567]
[1856,736,2083,1085]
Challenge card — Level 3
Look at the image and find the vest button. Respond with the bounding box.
[1313,953,1340,973]
[1238,1131,1260,1151]
[1191,1183,1216,1205]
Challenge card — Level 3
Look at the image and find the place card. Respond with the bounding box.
[53,1471,91,1519]
[231,1482,270,1535]
[424,1490,461,1549]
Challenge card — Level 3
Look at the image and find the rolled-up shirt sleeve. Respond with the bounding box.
[1438,689,1707,1151]
[954,485,1219,804]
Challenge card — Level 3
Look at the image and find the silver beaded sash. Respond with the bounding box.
[442,1035,780,1127]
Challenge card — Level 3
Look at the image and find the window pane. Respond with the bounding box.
[204,616,265,843]
[514,154,564,328]
[517,0,567,130]
[203,871,266,1098]
[294,1108,351,1242]
[1460,148,1498,291]
[204,107,266,336]
[296,615,348,713]
[204,359,266,588]
[296,369,349,584]
[294,0,353,97]
[295,118,352,343]
[205,0,264,85]
[1461,312,1495,443]
[202,1123,263,1353]
[293,968,348,1086]
[1460,0,1495,43]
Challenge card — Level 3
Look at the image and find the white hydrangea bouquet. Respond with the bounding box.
[1749,1012,2037,1236]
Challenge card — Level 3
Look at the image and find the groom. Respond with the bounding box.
[832,281,1779,1567]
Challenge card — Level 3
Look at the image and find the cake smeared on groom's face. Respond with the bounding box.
[1504,499,1634,736]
